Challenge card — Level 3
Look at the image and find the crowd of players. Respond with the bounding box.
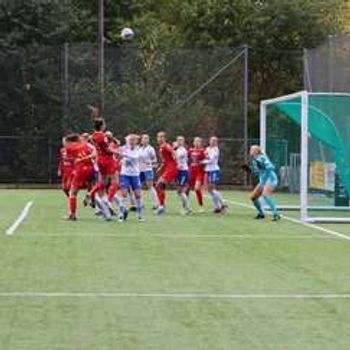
[58,116,226,222]
[59,116,280,222]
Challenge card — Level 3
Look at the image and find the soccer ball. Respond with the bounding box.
[121,27,134,41]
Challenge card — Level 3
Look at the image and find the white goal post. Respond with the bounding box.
[260,90,350,224]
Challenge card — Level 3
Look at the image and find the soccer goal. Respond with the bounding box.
[260,91,350,223]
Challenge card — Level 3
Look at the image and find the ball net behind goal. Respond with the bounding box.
[264,92,350,222]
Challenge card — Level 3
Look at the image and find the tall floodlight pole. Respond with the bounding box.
[98,0,105,112]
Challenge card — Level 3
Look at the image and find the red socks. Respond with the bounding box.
[69,197,77,216]
[89,181,104,197]
[107,183,119,202]
[195,190,203,206]
[156,187,166,206]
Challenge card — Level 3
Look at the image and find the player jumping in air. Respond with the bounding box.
[118,134,144,222]
[89,118,119,219]
[188,137,206,211]
[174,136,191,214]
[155,131,178,215]
[249,145,281,221]
[139,134,159,209]
[204,136,226,213]
[65,134,95,220]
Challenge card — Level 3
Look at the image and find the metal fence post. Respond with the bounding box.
[63,43,69,124]
[243,44,249,186]
[98,0,105,112]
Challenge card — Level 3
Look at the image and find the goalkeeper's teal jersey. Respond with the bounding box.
[252,154,278,187]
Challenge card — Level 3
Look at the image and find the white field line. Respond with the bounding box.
[5,201,33,235]
[225,199,350,242]
[0,232,336,240]
[0,292,350,299]
[4,233,334,240]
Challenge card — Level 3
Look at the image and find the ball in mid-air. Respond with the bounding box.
[121,27,134,41]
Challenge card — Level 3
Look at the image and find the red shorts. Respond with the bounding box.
[62,169,74,191]
[98,156,117,177]
[161,167,178,182]
[189,167,205,187]
[72,165,94,190]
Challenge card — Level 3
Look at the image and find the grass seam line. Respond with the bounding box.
[5,201,33,235]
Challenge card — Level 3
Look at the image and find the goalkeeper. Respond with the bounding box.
[248,145,281,221]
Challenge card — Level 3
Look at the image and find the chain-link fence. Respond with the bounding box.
[0,44,248,184]
[304,34,350,92]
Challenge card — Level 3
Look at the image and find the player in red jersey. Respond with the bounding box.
[155,131,178,214]
[81,133,99,209]
[87,118,119,219]
[58,137,75,197]
[105,130,121,177]
[65,134,95,220]
[188,137,206,210]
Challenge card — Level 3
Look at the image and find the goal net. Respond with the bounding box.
[261,91,350,223]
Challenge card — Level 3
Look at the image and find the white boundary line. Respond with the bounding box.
[0,292,350,299]
[225,199,350,242]
[5,201,33,235]
[5,233,333,240]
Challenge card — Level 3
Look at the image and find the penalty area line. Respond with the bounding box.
[225,199,350,242]
[5,201,33,235]
[0,292,350,299]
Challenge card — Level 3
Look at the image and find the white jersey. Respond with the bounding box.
[120,145,141,176]
[205,146,220,172]
[176,146,189,171]
[139,145,156,172]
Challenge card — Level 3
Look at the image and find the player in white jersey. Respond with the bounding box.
[139,134,159,209]
[203,136,226,213]
[174,136,191,214]
[118,134,144,222]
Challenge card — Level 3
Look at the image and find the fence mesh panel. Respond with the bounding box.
[305,34,350,93]
[0,44,247,184]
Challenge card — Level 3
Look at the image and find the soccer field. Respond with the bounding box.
[1,189,350,350]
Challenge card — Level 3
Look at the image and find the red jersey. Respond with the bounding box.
[159,143,177,169]
[91,131,113,158]
[188,148,206,169]
[59,147,74,175]
[66,142,93,168]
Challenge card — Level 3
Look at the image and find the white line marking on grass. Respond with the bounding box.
[6,233,334,240]
[225,199,350,242]
[5,201,33,235]
[0,292,350,299]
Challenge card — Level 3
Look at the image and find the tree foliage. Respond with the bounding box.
[0,0,349,182]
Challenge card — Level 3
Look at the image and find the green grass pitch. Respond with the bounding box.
[1,189,350,349]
